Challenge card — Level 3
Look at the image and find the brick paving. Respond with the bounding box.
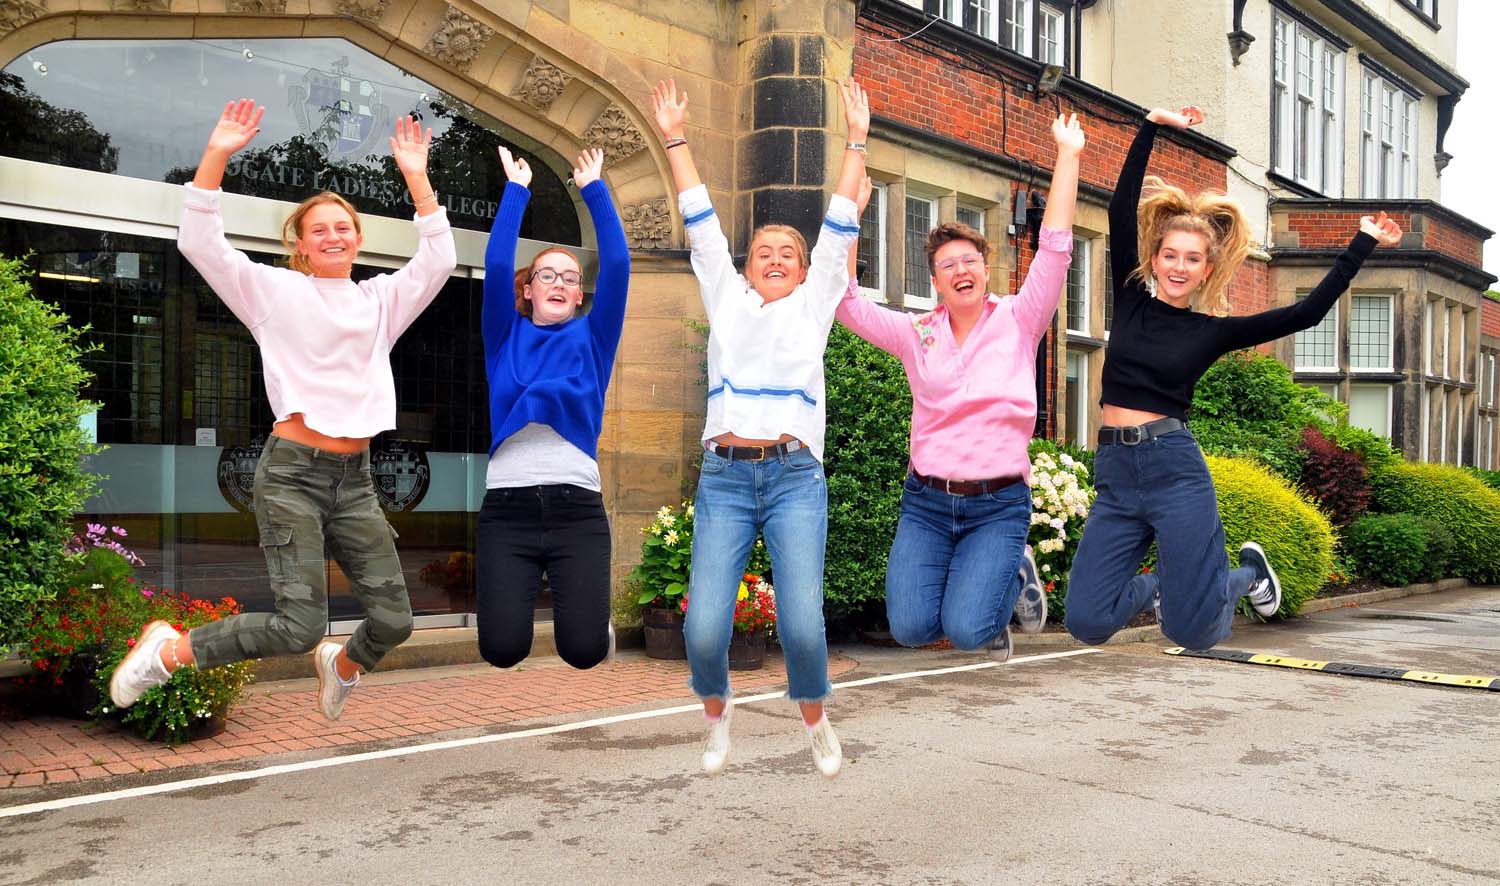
[0,652,857,788]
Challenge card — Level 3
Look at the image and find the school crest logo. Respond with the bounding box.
[372,439,430,512]
[290,56,389,158]
[216,435,266,513]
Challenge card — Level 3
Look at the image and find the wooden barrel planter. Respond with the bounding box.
[728,630,768,670]
[642,606,687,660]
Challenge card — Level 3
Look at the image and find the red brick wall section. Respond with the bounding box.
[1228,258,1273,352]
[1286,211,1486,269]
[1426,217,1484,267]
[1484,296,1500,339]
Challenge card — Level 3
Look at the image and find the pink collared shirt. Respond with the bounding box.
[834,227,1073,484]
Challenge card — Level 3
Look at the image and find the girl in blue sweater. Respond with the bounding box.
[477,145,629,669]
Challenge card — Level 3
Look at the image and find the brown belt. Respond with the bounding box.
[707,439,805,462]
[909,469,1024,496]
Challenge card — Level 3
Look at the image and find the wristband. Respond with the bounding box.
[413,192,438,207]
[846,141,867,153]
[664,137,688,150]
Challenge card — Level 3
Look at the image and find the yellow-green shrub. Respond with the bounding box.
[1370,461,1500,584]
[1205,455,1335,616]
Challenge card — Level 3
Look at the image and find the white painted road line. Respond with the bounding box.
[0,647,1100,819]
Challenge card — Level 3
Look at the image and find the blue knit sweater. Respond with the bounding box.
[482,180,630,458]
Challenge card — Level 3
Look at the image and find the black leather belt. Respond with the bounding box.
[1097,417,1188,446]
[708,439,805,462]
[909,469,1023,496]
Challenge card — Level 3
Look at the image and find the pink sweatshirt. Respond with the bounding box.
[177,184,457,439]
[834,227,1073,484]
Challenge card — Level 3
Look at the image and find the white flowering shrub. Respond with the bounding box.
[1027,440,1096,620]
[627,500,769,613]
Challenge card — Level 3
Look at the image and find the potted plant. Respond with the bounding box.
[629,502,695,659]
[724,573,776,670]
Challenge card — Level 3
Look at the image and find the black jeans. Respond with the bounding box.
[476,485,612,670]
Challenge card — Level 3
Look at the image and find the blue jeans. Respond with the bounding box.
[1065,429,1255,651]
[684,447,832,703]
[884,473,1032,650]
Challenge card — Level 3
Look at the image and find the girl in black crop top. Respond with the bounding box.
[1063,106,1401,653]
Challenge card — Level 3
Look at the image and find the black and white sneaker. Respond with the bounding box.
[1013,545,1047,634]
[1238,541,1283,618]
[986,625,1013,663]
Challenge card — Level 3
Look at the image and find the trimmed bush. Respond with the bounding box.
[1466,467,1500,491]
[0,256,99,650]
[1297,426,1369,526]
[1327,423,1400,474]
[1413,516,1455,583]
[822,324,913,615]
[1192,351,1342,483]
[1344,514,1428,587]
[1205,454,1335,617]
[1370,461,1500,584]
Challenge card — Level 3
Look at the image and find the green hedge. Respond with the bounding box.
[0,256,100,650]
[1192,351,1341,483]
[1205,454,1334,617]
[1345,514,1434,587]
[822,324,913,615]
[1370,461,1500,584]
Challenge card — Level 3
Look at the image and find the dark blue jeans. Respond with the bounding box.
[1065,429,1255,651]
[884,473,1031,651]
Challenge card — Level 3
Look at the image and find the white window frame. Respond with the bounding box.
[1424,300,1435,376]
[1443,304,1453,380]
[1486,415,1494,470]
[1273,12,1344,195]
[1421,386,1430,460]
[1348,383,1393,439]
[1102,243,1113,339]
[904,193,937,310]
[1065,235,1090,336]
[1361,69,1419,199]
[1456,395,1465,465]
[1002,0,1032,56]
[856,182,887,302]
[1439,390,1448,464]
[1457,311,1467,383]
[1348,293,1394,373]
[956,204,986,236]
[1294,296,1339,371]
[1488,353,1496,407]
[1037,3,1065,65]
[1065,350,1088,447]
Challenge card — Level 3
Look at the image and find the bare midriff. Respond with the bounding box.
[271,413,370,454]
[709,432,800,449]
[1100,404,1170,428]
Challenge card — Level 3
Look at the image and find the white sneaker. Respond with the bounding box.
[1238,542,1283,618]
[109,620,179,709]
[807,715,843,779]
[313,640,359,721]
[1014,545,1047,634]
[605,621,616,663]
[700,698,733,775]
[986,624,1013,663]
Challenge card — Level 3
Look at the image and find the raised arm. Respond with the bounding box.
[1217,213,1399,351]
[837,174,916,359]
[803,79,869,323]
[572,148,631,355]
[1013,113,1084,337]
[652,79,738,313]
[1109,107,1201,302]
[481,146,533,353]
[379,115,458,341]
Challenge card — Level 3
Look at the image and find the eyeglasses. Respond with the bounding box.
[935,253,986,275]
[529,268,582,286]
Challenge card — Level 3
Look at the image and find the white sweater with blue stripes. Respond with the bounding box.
[679,184,859,463]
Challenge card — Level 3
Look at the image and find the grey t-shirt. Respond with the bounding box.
[485,422,601,492]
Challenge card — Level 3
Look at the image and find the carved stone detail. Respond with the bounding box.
[622,199,671,250]
[513,56,572,112]
[0,0,47,34]
[112,0,170,10]
[334,0,388,23]
[425,6,496,73]
[226,0,287,12]
[582,105,646,165]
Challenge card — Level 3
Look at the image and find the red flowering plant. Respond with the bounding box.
[681,573,777,637]
[22,525,145,686]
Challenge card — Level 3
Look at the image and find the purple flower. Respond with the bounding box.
[140,589,153,598]
[87,523,106,536]
[112,526,128,537]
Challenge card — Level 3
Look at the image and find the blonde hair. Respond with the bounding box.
[281,192,363,275]
[513,246,581,318]
[748,224,809,270]
[1134,175,1251,315]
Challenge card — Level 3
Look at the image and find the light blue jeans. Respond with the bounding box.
[884,473,1032,650]
[684,447,833,703]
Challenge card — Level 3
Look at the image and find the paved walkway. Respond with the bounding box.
[0,653,859,788]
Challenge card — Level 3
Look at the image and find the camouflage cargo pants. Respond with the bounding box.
[189,435,413,671]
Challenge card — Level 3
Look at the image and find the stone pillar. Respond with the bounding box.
[734,0,857,253]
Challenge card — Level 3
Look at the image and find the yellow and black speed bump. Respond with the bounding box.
[1163,647,1500,692]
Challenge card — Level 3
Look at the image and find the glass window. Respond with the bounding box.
[856,182,886,299]
[1038,5,1065,65]
[1424,300,1436,376]
[1102,244,1113,335]
[1443,304,1453,379]
[1003,0,1031,55]
[1294,296,1337,371]
[1065,350,1087,447]
[1486,416,1494,470]
[1488,353,1496,406]
[957,204,986,234]
[1349,294,1392,371]
[1348,384,1391,438]
[0,38,579,241]
[1272,14,1343,194]
[1066,236,1089,334]
[965,0,998,42]
[1457,311,1467,382]
[905,195,936,307]
[1361,70,1418,199]
[1439,389,1448,463]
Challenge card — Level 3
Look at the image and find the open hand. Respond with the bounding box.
[840,78,870,142]
[498,146,532,188]
[572,147,605,189]
[652,79,688,140]
[1360,210,1403,246]
[1146,106,1204,129]
[1053,112,1084,156]
[390,115,432,179]
[206,98,264,157]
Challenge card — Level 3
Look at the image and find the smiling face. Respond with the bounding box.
[1151,228,1213,306]
[295,202,363,278]
[930,238,990,311]
[523,250,584,326]
[746,228,808,303]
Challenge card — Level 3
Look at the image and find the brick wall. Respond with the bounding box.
[1426,217,1485,267]
[1285,211,1414,249]
[1484,296,1500,339]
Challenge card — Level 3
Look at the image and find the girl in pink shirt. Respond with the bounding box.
[108,99,456,722]
[835,113,1085,661]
